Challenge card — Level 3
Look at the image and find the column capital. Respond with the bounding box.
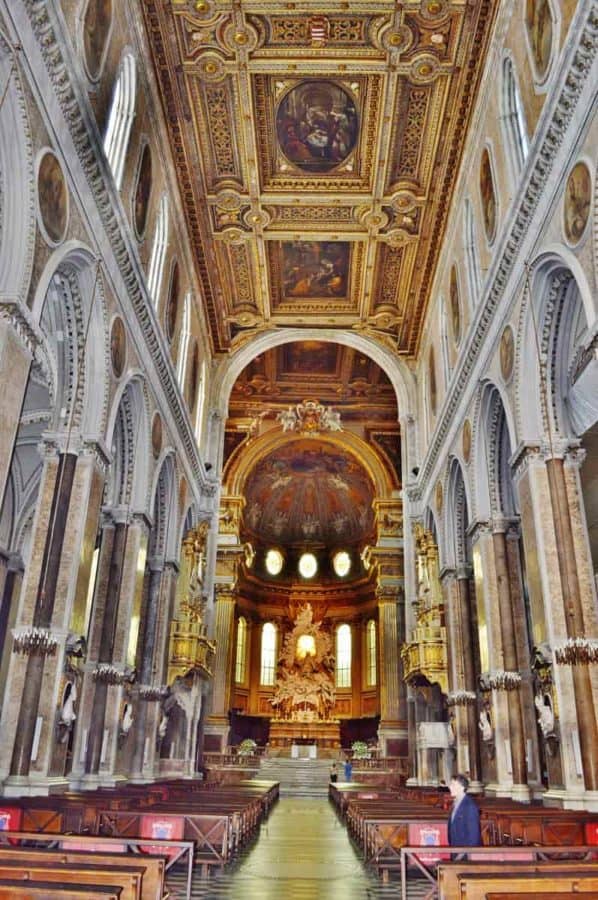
[439,565,456,582]
[376,583,402,604]
[456,564,473,580]
[214,583,237,603]
[489,516,520,536]
[466,518,492,543]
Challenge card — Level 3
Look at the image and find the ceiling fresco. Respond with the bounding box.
[142,0,497,355]
[242,438,376,549]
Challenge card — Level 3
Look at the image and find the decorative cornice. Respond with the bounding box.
[415,6,598,494]
[20,0,211,493]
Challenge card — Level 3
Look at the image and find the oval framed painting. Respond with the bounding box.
[563,161,591,246]
[133,142,152,240]
[110,316,126,378]
[165,260,179,343]
[480,148,497,243]
[449,265,461,345]
[37,151,69,245]
[82,0,113,82]
[525,0,554,83]
[151,412,162,460]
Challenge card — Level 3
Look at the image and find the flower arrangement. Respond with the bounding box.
[555,637,598,666]
[351,740,370,759]
[237,738,258,756]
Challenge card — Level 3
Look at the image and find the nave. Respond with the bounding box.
[168,797,418,900]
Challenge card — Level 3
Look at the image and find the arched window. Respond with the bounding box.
[366,620,377,687]
[103,52,136,190]
[501,56,529,177]
[235,616,247,684]
[260,622,277,685]
[147,194,168,305]
[177,292,192,386]
[336,624,351,688]
[464,199,481,304]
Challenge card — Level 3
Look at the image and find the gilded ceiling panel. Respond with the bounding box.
[143,0,497,354]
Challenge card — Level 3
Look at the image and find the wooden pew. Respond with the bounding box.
[438,859,598,899]
[0,860,144,900]
[0,847,165,900]
[0,880,123,898]
[0,832,191,899]
[452,869,598,898]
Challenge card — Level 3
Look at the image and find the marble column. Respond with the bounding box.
[492,519,530,801]
[83,513,130,777]
[205,585,236,750]
[8,447,78,779]
[0,439,107,793]
[546,452,598,793]
[131,558,164,780]
[0,553,23,719]
[512,442,598,806]
[377,585,406,754]
[455,567,482,787]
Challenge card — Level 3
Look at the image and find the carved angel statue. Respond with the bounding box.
[59,681,77,728]
[121,702,134,736]
[534,692,555,738]
[321,406,342,431]
[158,711,169,740]
[277,406,298,432]
[478,708,493,742]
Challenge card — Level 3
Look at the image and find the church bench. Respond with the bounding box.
[0,831,192,899]
[0,847,166,900]
[96,808,235,872]
[0,879,123,898]
[486,894,587,899]
[438,858,598,899]
[451,869,598,898]
[0,860,145,900]
[480,807,598,846]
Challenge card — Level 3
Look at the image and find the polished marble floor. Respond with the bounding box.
[168,797,427,899]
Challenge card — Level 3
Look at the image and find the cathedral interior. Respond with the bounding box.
[0,0,598,867]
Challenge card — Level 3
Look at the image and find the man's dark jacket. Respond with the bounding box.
[448,794,482,847]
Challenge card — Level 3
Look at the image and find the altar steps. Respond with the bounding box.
[259,757,332,797]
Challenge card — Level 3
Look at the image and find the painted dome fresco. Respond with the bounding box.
[242,439,375,548]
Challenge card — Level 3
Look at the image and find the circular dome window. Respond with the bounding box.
[333,550,351,577]
[298,552,318,579]
[265,548,284,576]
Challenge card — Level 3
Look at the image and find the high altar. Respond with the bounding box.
[268,604,340,748]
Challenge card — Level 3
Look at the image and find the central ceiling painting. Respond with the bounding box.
[276,81,358,173]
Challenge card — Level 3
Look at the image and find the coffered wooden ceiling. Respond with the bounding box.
[142,0,497,356]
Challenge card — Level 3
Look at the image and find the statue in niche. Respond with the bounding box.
[270,603,336,721]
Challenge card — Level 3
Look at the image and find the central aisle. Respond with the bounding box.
[177,796,409,899]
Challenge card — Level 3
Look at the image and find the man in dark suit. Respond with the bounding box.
[448,773,481,858]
